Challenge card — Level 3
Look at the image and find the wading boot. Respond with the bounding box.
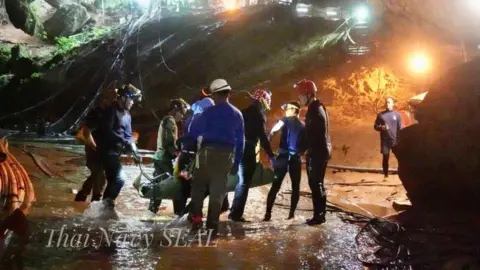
[74,192,87,202]
[306,215,326,226]
[263,212,271,222]
[221,197,229,213]
[287,211,295,220]
[148,199,161,214]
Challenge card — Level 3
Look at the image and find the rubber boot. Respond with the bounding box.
[148,199,161,214]
[287,210,295,220]
[74,192,87,202]
[306,214,326,226]
[263,212,271,222]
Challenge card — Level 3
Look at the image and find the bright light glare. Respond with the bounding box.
[326,10,337,16]
[225,0,236,10]
[135,0,150,9]
[471,0,480,9]
[296,4,310,13]
[409,53,430,73]
[354,6,369,21]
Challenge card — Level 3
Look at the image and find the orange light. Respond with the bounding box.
[409,53,429,73]
[225,0,236,10]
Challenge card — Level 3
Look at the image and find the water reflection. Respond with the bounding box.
[4,165,362,269]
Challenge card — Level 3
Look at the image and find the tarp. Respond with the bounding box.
[134,163,274,200]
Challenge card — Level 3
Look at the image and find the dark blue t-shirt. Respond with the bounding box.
[374,110,402,146]
[85,103,133,155]
[278,116,305,154]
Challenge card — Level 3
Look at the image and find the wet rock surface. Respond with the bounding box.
[395,57,480,209]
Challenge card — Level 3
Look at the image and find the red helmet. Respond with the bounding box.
[252,88,272,110]
[294,79,317,95]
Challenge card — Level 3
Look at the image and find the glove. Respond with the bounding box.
[126,142,141,163]
[229,164,239,176]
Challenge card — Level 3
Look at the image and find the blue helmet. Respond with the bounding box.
[118,84,142,102]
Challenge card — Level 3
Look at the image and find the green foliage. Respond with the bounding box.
[54,27,112,55]
[0,46,11,61]
[31,72,43,79]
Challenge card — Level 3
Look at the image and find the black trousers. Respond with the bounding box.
[266,153,301,215]
[307,156,328,218]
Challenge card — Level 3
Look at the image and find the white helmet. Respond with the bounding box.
[209,79,232,93]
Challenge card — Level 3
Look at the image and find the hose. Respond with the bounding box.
[0,139,35,215]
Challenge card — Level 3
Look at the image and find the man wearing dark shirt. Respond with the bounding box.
[84,84,142,208]
[374,97,402,179]
[295,79,331,226]
[264,101,305,221]
[74,89,117,202]
[229,88,276,222]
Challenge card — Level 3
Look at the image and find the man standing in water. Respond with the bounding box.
[189,78,245,237]
[295,79,331,226]
[374,97,402,180]
[90,84,142,208]
[74,88,117,202]
[229,87,275,223]
[151,98,190,214]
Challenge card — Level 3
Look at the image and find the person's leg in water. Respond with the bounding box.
[382,150,390,179]
[190,148,210,232]
[75,147,102,202]
[205,148,233,237]
[229,142,256,222]
[306,156,328,225]
[173,152,194,215]
[288,154,302,219]
[264,153,288,221]
[102,154,126,208]
[150,158,173,214]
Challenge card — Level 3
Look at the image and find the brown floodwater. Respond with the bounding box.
[4,153,363,270]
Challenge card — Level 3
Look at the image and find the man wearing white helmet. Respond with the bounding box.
[188,78,245,237]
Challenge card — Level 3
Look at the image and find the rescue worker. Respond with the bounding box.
[74,88,117,202]
[295,79,331,225]
[151,98,190,214]
[263,101,305,221]
[374,96,402,179]
[173,97,215,216]
[229,87,276,222]
[91,84,142,208]
[189,78,245,237]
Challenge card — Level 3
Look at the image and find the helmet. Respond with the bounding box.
[281,101,300,111]
[251,87,272,111]
[118,84,142,102]
[101,88,118,101]
[294,79,317,96]
[209,79,232,93]
[169,98,190,113]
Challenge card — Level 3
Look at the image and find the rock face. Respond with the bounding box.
[4,0,39,35]
[43,3,90,37]
[395,57,480,210]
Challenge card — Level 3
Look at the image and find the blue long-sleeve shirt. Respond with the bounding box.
[189,102,245,167]
[85,103,133,155]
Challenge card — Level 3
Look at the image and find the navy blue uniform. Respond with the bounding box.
[266,116,305,218]
[374,110,402,177]
[86,103,134,202]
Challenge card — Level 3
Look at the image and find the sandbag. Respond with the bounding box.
[134,163,274,200]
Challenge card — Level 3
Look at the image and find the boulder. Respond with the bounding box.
[43,3,90,37]
[43,0,71,8]
[4,0,40,35]
[395,57,480,210]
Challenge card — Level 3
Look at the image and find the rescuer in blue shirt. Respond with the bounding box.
[188,78,245,237]
[264,101,305,221]
[374,96,402,179]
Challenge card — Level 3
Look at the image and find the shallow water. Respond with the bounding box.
[7,163,363,269]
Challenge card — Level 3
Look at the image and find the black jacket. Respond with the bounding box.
[241,102,275,158]
[305,99,331,159]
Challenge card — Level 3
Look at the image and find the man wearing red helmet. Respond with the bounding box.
[294,79,331,226]
[229,87,276,222]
